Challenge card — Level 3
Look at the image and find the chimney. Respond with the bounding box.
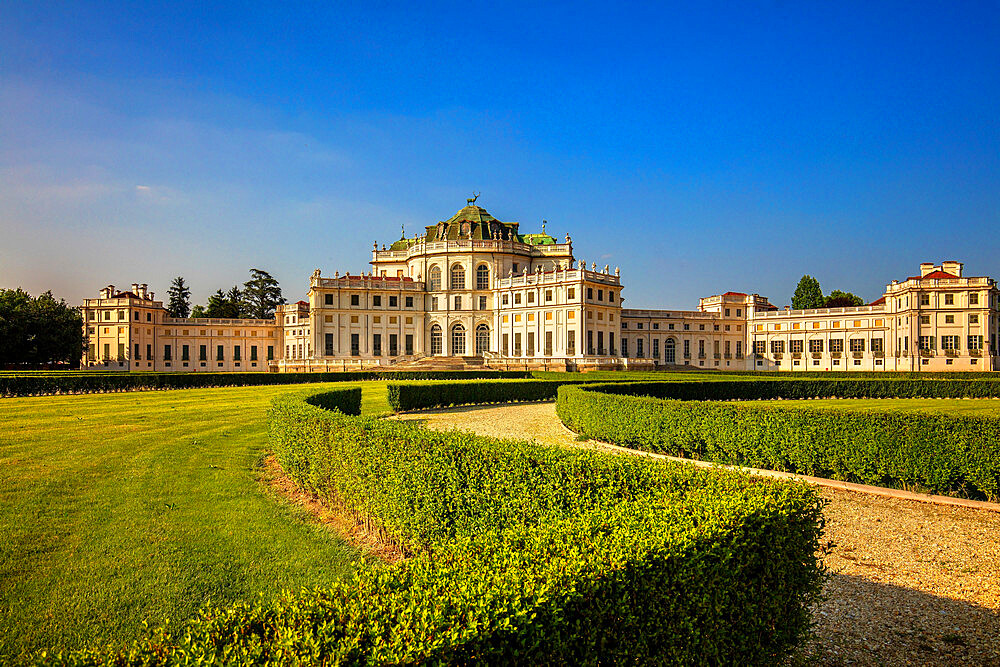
[941,261,963,277]
[131,283,139,295]
[919,262,936,277]
[140,284,148,298]
[149,291,154,301]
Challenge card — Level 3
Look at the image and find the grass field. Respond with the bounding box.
[0,382,390,662]
[757,397,1000,416]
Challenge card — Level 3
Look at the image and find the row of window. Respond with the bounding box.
[428,264,492,291]
[624,321,741,332]
[87,343,274,362]
[429,323,490,355]
[751,336,989,354]
[429,295,489,311]
[623,338,744,360]
[89,309,153,322]
[919,313,980,324]
[501,330,577,357]
[318,294,417,311]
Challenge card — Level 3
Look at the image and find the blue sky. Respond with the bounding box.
[2,1,998,309]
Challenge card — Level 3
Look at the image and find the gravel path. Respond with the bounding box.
[395,402,1000,666]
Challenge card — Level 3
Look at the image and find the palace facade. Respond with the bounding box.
[81,202,1000,372]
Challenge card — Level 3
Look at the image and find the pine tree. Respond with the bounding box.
[791,275,825,310]
[205,290,229,318]
[167,277,192,318]
[242,268,285,319]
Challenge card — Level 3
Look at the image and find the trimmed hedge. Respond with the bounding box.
[0,369,531,398]
[557,381,1000,500]
[387,378,598,411]
[48,388,825,664]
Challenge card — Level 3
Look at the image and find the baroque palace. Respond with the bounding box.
[81,201,1000,373]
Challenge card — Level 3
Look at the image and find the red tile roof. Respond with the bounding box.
[295,300,309,307]
[907,271,958,281]
[869,296,886,306]
[722,291,748,297]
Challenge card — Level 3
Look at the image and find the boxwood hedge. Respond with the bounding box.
[557,381,1000,500]
[0,369,531,398]
[386,378,598,411]
[46,387,825,665]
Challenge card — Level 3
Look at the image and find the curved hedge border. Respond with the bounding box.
[557,381,1000,500]
[0,369,531,398]
[48,387,825,665]
[387,378,601,411]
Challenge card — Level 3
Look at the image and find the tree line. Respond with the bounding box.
[0,289,83,367]
[168,268,286,320]
[791,275,865,309]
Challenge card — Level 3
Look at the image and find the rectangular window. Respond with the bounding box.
[544,331,553,356]
[545,290,552,302]
[373,334,382,356]
[164,344,172,361]
[118,309,125,320]
[830,339,844,353]
[135,343,141,360]
[941,335,959,350]
[478,296,487,310]
[182,344,190,361]
[325,333,334,356]
[514,333,522,356]
[653,338,660,358]
[199,345,207,361]
[621,337,628,357]
[944,293,954,305]
[970,292,979,305]
[527,332,535,356]
[920,294,930,306]
[405,296,413,308]
[850,339,864,352]
[597,331,605,355]
[920,315,930,324]
[454,296,461,310]
[351,333,360,356]
[118,342,126,360]
[134,311,139,320]
[103,343,110,360]
[636,337,643,358]
[217,345,224,361]
[770,340,784,354]
[389,296,398,307]
[736,340,742,357]
[527,292,535,304]
[88,311,95,321]
[608,291,615,302]
[699,340,706,357]
[753,341,765,355]
[945,314,954,324]
[502,293,509,305]
[568,288,575,299]
[597,289,603,301]
[567,330,576,356]
[373,295,382,307]
[587,288,593,300]
[405,334,414,355]
[431,297,438,311]
[351,294,360,306]
[969,313,979,324]
[389,333,398,356]
[503,333,510,356]
[587,330,594,355]
[325,294,333,305]
[684,340,691,358]
[809,339,823,353]
[234,345,241,361]
[267,345,274,360]
[968,335,983,350]
[919,336,933,351]
[871,338,883,353]
[251,345,258,361]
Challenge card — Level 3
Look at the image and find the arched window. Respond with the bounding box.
[476,264,490,290]
[430,324,443,355]
[451,323,466,355]
[450,264,466,290]
[664,337,676,364]
[428,266,442,291]
[475,323,490,355]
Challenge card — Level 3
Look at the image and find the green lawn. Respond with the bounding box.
[0,382,390,662]
[757,397,1000,416]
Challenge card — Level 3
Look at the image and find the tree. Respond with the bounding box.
[791,275,825,310]
[167,276,191,318]
[190,304,207,319]
[225,285,245,318]
[0,288,83,367]
[824,290,865,308]
[242,268,285,319]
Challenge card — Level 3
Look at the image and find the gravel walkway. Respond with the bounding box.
[395,402,1000,666]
